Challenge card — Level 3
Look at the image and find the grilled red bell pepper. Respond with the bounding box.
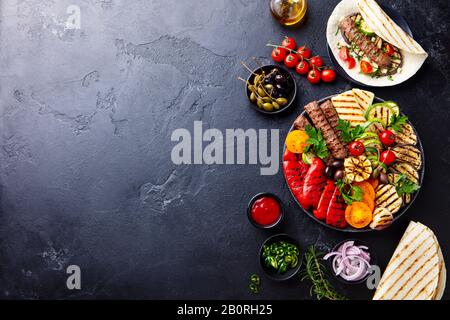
[326,187,347,228]
[283,160,309,202]
[313,180,335,220]
[283,149,297,161]
[299,158,327,210]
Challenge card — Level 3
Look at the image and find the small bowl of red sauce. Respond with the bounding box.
[247,193,283,229]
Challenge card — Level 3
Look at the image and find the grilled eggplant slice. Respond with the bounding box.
[375,184,403,214]
[394,123,418,145]
[392,145,422,170]
[391,163,419,185]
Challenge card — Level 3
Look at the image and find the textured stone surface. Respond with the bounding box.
[0,0,449,299]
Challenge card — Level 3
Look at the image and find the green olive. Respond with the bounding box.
[262,97,272,103]
[253,74,261,86]
[264,84,273,91]
[257,87,266,97]
[249,92,256,102]
[262,103,274,112]
[256,98,264,108]
[247,84,256,92]
[276,97,288,106]
[272,101,280,110]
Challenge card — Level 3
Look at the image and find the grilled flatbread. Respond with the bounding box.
[352,88,374,111]
[392,145,422,170]
[373,221,442,300]
[357,0,427,55]
[433,240,446,300]
[331,91,366,126]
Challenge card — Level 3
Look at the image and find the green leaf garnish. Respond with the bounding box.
[389,114,408,133]
[335,179,363,205]
[304,125,329,160]
[394,174,420,196]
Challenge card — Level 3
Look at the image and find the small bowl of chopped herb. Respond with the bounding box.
[259,234,302,281]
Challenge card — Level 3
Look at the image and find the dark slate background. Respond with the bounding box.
[0,0,449,300]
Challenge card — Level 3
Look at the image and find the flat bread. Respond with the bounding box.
[433,236,446,300]
[373,221,444,300]
[352,88,374,111]
[331,90,366,126]
[326,0,427,87]
[357,0,427,55]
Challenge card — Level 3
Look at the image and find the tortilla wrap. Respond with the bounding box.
[326,0,427,87]
[373,221,445,300]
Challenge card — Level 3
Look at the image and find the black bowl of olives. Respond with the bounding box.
[246,65,296,114]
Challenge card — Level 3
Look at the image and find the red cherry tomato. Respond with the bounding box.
[296,60,310,75]
[339,47,350,61]
[281,37,296,51]
[360,60,373,74]
[380,150,396,166]
[385,44,395,56]
[380,130,396,146]
[271,47,287,63]
[321,69,336,83]
[307,69,321,84]
[346,57,356,69]
[297,45,311,59]
[309,56,324,68]
[349,141,365,156]
[284,53,299,68]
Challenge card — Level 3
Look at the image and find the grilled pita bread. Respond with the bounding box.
[357,0,427,55]
[373,221,443,300]
[352,89,374,111]
[331,90,366,126]
[326,0,427,87]
[433,241,446,300]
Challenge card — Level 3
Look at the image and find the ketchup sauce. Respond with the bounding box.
[250,196,282,227]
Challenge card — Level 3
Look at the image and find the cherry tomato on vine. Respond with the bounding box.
[284,53,299,68]
[271,47,287,62]
[380,150,396,166]
[321,69,336,83]
[281,37,296,51]
[349,141,365,156]
[380,130,396,146]
[296,60,310,75]
[307,69,321,84]
[309,56,324,68]
[297,45,311,59]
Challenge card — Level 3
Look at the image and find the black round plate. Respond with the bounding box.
[284,95,425,232]
[245,65,297,114]
[327,5,413,87]
[259,233,303,281]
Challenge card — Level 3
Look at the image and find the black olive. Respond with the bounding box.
[379,172,389,184]
[275,84,286,94]
[331,160,344,168]
[275,74,286,85]
[325,166,335,179]
[334,169,345,180]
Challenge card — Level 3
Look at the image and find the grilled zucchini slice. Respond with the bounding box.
[375,184,403,214]
[391,163,420,185]
[393,123,417,145]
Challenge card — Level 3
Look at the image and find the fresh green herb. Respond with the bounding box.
[262,241,299,274]
[304,125,329,159]
[336,119,366,143]
[387,75,394,81]
[300,246,347,300]
[394,174,420,196]
[335,27,339,36]
[335,179,363,205]
[389,114,408,133]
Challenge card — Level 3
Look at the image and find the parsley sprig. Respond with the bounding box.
[336,119,378,143]
[394,174,420,196]
[389,114,408,133]
[304,125,329,159]
[335,179,363,205]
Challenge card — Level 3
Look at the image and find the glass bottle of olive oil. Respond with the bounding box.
[269,0,307,27]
